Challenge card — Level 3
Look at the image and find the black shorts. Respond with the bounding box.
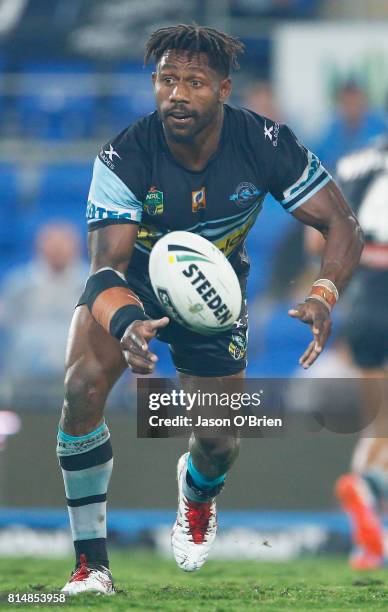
[126,270,248,377]
[339,268,388,369]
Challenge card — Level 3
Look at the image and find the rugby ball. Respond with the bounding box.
[149,231,242,335]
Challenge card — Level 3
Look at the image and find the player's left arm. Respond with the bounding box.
[289,179,364,368]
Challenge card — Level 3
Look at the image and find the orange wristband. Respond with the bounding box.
[92,286,143,332]
[307,285,337,310]
[81,268,146,338]
[306,278,339,311]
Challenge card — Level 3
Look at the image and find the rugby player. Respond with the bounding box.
[330,137,388,570]
[58,25,363,594]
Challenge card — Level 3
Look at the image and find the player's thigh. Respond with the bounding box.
[64,305,126,407]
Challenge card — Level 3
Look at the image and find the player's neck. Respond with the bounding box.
[164,107,224,172]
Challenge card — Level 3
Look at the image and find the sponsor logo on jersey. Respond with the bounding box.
[229,182,261,208]
[100,144,121,169]
[182,263,233,325]
[192,187,206,213]
[104,144,121,161]
[264,120,280,147]
[136,223,163,251]
[228,332,247,360]
[264,121,274,141]
[215,215,256,257]
[144,186,164,215]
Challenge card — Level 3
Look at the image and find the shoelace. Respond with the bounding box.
[69,553,91,582]
[184,499,213,544]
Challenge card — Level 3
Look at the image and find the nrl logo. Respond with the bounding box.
[144,187,164,215]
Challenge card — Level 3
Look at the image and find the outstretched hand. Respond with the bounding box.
[288,300,332,369]
[120,317,169,374]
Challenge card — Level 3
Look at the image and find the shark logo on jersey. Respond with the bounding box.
[229,182,261,208]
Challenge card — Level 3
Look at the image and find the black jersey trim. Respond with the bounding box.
[88,218,140,232]
[186,199,261,233]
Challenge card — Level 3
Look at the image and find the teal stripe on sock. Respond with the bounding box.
[58,422,106,442]
[187,454,226,490]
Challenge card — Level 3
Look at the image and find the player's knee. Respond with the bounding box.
[64,365,103,406]
[63,364,108,429]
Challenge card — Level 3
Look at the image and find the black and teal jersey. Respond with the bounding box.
[86,104,330,277]
[336,136,388,250]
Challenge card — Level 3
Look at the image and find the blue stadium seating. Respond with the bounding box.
[246,195,293,295]
[0,57,6,132]
[0,163,19,206]
[0,164,31,274]
[247,301,312,376]
[108,63,155,133]
[33,162,92,220]
[16,61,99,140]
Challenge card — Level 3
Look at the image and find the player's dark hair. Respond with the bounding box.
[144,24,245,77]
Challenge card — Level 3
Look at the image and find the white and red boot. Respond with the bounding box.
[171,453,220,572]
[61,553,115,595]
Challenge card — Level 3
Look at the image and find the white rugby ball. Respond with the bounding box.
[149,231,242,335]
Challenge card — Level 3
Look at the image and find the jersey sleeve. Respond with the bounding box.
[86,157,143,229]
[268,125,331,213]
[86,127,150,230]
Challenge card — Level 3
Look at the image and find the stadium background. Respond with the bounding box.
[0,0,387,561]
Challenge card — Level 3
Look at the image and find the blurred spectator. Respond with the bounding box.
[316,81,387,172]
[0,222,87,386]
[241,81,282,123]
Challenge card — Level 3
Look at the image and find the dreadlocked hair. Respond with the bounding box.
[144,24,245,77]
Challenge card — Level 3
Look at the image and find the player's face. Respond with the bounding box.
[153,50,231,142]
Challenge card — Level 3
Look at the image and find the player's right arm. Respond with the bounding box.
[85,223,168,374]
[82,131,169,374]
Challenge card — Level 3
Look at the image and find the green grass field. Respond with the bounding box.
[0,553,387,611]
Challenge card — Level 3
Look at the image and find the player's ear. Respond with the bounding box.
[219,77,232,102]
[151,72,157,87]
